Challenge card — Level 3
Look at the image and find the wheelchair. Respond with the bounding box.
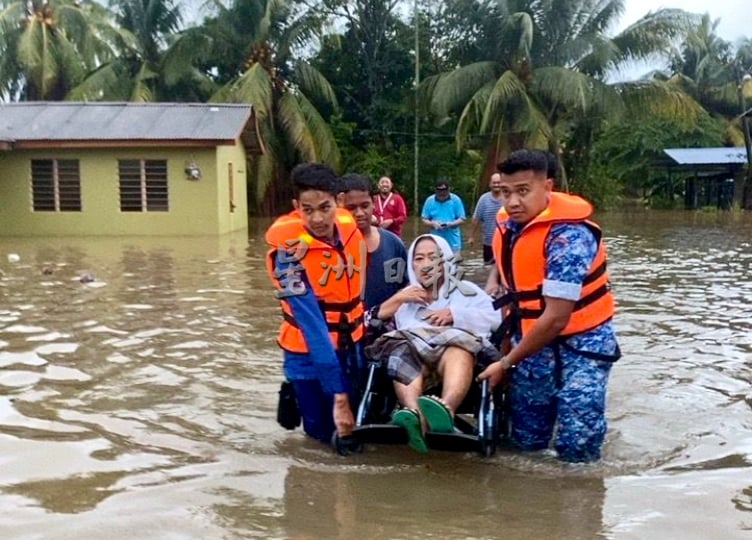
[343,347,510,457]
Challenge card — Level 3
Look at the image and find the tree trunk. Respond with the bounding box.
[733,168,749,209]
[477,131,525,196]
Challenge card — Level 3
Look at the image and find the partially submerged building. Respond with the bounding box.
[0,102,262,236]
[661,147,750,209]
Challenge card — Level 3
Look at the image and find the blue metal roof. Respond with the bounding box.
[0,102,253,144]
[663,147,748,165]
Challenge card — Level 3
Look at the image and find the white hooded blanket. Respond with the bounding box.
[365,234,502,385]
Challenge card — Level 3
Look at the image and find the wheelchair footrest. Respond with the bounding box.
[425,432,483,453]
[352,424,408,445]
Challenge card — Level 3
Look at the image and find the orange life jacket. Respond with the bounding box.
[266,208,365,353]
[491,192,615,338]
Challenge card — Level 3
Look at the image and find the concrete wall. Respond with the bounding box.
[0,143,249,236]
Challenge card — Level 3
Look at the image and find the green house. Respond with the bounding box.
[0,102,262,236]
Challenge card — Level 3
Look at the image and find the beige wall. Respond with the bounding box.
[0,143,249,236]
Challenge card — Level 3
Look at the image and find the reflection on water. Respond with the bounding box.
[0,212,750,539]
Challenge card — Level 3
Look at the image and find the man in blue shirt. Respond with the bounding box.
[420,178,466,255]
[339,173,409,310]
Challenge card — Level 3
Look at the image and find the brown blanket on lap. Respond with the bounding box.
[365,326,501,385]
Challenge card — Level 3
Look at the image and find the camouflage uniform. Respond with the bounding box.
[505,221,620,463]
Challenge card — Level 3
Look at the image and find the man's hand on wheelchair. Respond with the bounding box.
[477,356,513,389]
[333,394,355,437]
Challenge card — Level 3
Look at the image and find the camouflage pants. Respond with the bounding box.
[508,345,613,463]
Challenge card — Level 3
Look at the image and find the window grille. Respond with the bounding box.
[118,159,168,212]
[31,159,82,212]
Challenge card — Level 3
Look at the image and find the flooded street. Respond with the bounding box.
[1,212,751,539]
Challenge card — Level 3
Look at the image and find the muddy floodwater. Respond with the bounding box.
[0,211,751,539]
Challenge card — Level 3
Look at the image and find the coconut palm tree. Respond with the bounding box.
[662,22,752,206]
[208,0,340,213]
[422,0,698,190]
[663,18,752,139]
[68,0,212,101]
[0,0,117,100]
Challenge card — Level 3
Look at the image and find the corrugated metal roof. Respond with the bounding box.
[663,147,748,165]
[0,102,252,143]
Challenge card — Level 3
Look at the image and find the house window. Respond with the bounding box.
[118,159,168,212]
[31,159,82,212]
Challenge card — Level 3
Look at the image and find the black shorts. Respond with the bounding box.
[482,244,495,265]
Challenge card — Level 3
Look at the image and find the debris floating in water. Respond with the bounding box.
[7,253,20,263]
[79,273,95,284]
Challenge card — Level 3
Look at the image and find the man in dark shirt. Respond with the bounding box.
[340,173,409,310]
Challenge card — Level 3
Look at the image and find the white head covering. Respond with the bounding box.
[405,234,456,296]
[395,234,500,337]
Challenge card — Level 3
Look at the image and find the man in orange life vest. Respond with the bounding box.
[265,163,366,444]
[479,149,620,462]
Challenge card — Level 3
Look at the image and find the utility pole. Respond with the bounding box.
[739,73,752,208]
[741,74,752,170]
[413,0,420,216]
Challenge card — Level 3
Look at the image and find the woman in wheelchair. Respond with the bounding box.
[364,234,501,453]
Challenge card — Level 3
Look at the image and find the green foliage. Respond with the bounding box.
[0,0,118,100]
[584,111,726,207]
[207,0,340,214]
[421,0,698,195]
[310,2,414,145]
[332,110,481,213]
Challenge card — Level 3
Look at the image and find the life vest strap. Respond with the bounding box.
[515,282,609,320]
[582,260,606,286]
[573,282,609,310]
[318,297,361,312]
[491,288,540,310]
[282,311,364,334]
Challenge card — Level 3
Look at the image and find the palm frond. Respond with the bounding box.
[212,63,273,120]
[296,90,341,169]
[514,92,552,140]
[18,18,59,98]
[130,62,156,101]
[431,61,498,116]
[611,9,698,66]
[532,66,600,114]
[498,11,533,62]
[67,62,124,100]
[480,69,528,133]
[277,90,317,161]
[455,81,493,151]
[250,121,280,205]
[617,79,705,126]
[161,28,211,86]
[292,61,338,110]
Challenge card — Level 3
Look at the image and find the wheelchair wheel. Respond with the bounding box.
[477,379,499,457]
[480,405,498,457]
[332,432,364,456]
